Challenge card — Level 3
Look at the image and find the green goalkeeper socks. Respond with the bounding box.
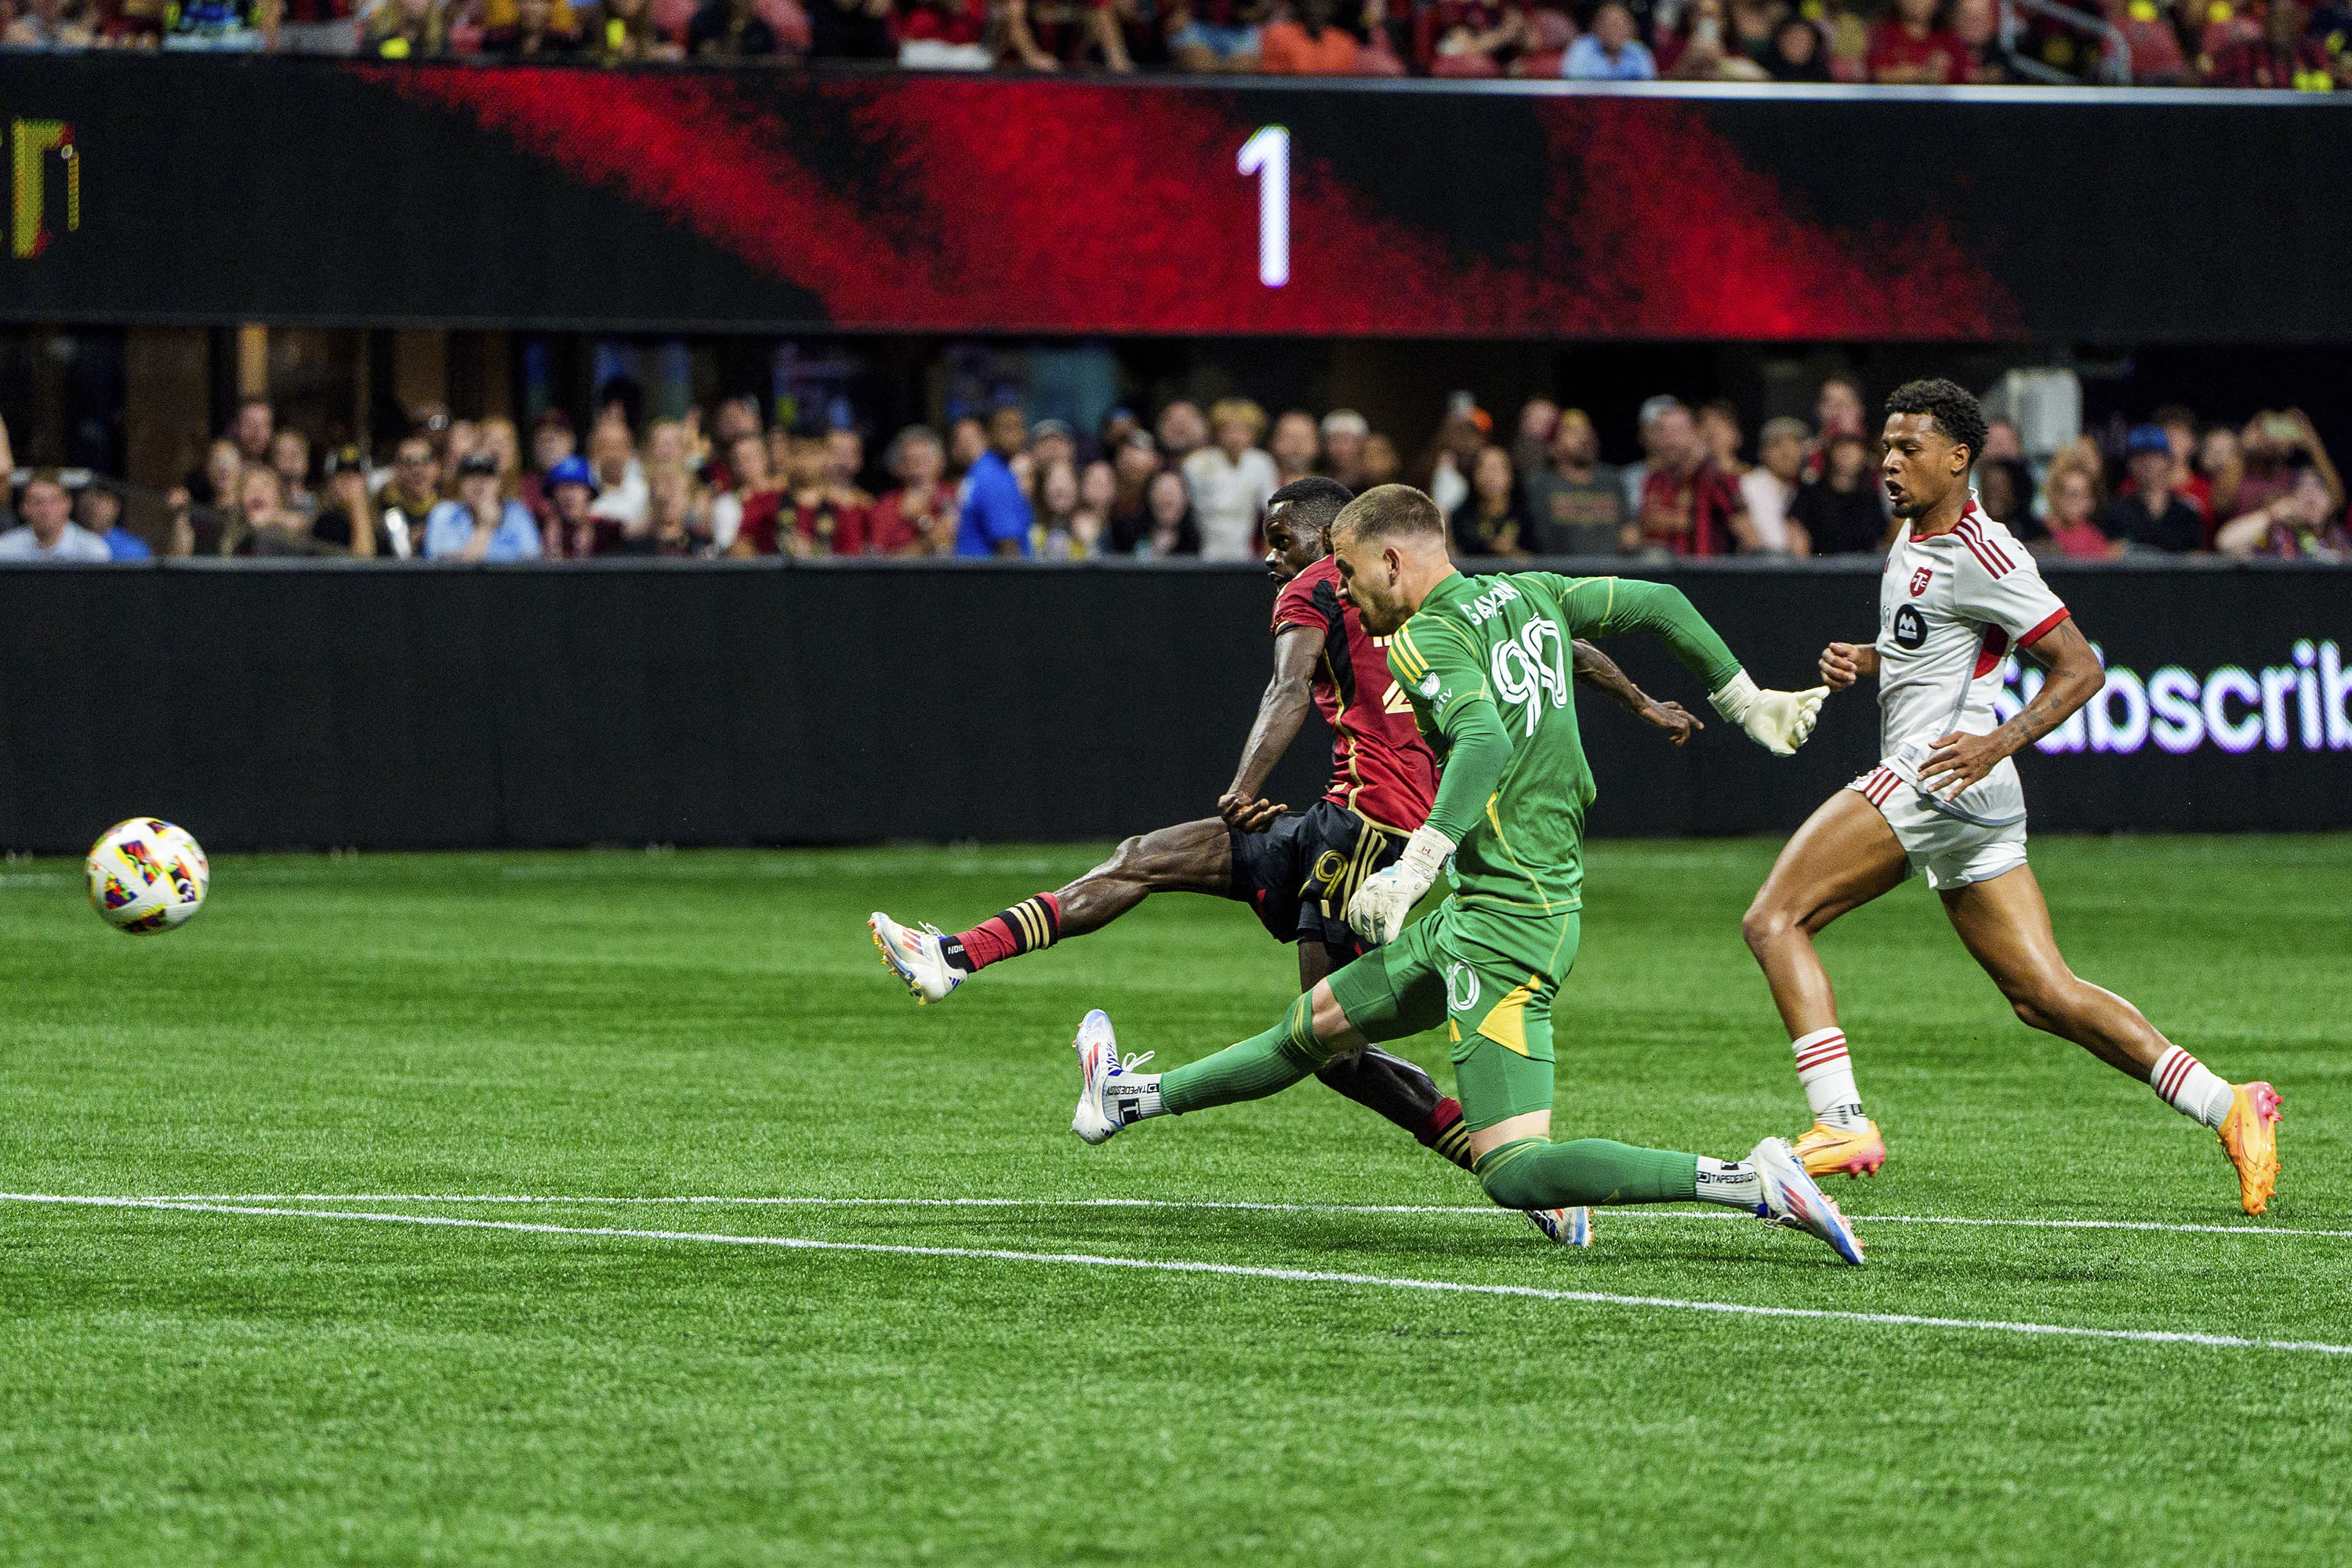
[1160,996,1333,1116]
[1474,1138,1700,1210]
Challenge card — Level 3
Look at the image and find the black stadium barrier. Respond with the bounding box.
[1,561,2347,855]
[9,57,2352,340]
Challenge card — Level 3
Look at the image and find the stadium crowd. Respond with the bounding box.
[3,381,2347,563]
[5,0,2352,87]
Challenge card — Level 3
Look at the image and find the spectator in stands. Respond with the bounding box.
[1360,431,1402,488]
[776,434,858,554]
[858,426,949,554]
[268,428,317,520]
[1077,459,1117,546]
[1659,0,1773,78]
[75,484,151,561]
[688,0,780,54]
[1320,410,1370,490]
[1868,0,1963,80]
[165,0,275,49]
[1450,445,1530,557]
[1790,430,1889,555]
[1421,0,1523,74]
[706,434,770,552]
[1563,0,1650,72]
[311,448,378,556]
[482,0,581,50]
[946,416,987,486]
[2197,423,2245,521]
[2103,424,2204,551]
[1523,408,1624,555]
[1510,399,1559,481]
[2,0,97,46]
[1130,467,1201,557]
[1764,9,1830,75]
[2205,0,2333,84]
[807,0,891,55]
[1109,427,1160,517]
[1621,394,1681,515]
[1260,0,1358,69]
[1741,416,1810,556]
[1027,419,1076,484]
[956,405,1033,557]
[1270,409,1321,482]
[223,466,319,556]
[1697,397,1744,472]
[2234,408,2343,521]
[1183,397,1278,561]
[525,408,576,510]
[1982,416,2023,463]
[1976,452,2039,542]
[2217,466,2348,558]
[1422,405,1486,515]
[1802,374,1865,481]
[1951,0,2009,78]
[1633,403,1751,556]
[0,472,111,561]
[425,452,542,561]
[1156,401,1208,464]
[617,465,700,556]
[2141,405,2209,517]
[376,434,442,558]
[227,397,273,467]
[2038,466,2113,557]
[1030,460,1086,557]
[586,418,648,528]
[1166,0,1260,70]
[896,0,990,64]
[584,0,683,57]
[362,0,449,54]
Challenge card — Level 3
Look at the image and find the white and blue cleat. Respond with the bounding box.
[1069,1008,1154,1145]
[869,910,964,1005]
[1750,1135,1866,1265]
[1524,1207,1595,1247]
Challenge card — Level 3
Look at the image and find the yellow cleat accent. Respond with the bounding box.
[1791,1117,1887,1179]
[2217,1081,2283,1216]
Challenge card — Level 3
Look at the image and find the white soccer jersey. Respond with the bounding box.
[1875,496,2070,779]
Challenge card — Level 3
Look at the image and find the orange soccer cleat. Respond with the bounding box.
[2216,1081,2283,1215]
[1791,1117,1887,1179]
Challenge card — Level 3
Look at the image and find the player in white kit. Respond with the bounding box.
[1738,379,2283,1214]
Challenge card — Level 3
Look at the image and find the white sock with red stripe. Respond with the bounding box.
[1791,1026,1867,1129]
[2150,1044,2232,1129]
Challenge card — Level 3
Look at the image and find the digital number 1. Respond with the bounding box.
[1238,125,1289,289]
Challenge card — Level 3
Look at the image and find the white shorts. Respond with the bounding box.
[1849,752,2028,892]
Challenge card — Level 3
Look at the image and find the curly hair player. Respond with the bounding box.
[1058,484,1866,1265]
[872,477,1702,1246]
[1739,379,2284,1212]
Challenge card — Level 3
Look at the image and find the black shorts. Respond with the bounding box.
[1229,799,1410,958]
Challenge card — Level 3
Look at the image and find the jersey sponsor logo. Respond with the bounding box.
[1893,604,1927,651]
[1460,578,1523,626]
[1910,566,1933,597]
[1446,961,1480,1013]
[1490,617,1573,735]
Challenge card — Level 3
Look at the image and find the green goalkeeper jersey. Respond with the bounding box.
[1385,572,1744,917]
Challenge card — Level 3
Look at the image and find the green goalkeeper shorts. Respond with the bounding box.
[1323,898,1580,1132]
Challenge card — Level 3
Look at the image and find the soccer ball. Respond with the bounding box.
[86,818,209,935]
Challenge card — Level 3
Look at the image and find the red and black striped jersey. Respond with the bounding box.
[1272,557,1439,833]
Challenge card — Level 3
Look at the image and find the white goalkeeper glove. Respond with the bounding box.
[1345,824,1454,948]
[1708,670,1828,757]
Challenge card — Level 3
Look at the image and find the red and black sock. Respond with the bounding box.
[939,893,1062,975]
[1417,1098,1476,1172]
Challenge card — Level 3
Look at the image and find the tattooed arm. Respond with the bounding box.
[1919,617,2102,796]
[1572,638,1704,746]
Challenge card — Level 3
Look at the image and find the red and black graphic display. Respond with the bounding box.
[5,56,2352,341]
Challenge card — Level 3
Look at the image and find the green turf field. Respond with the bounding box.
[2,836,2347,1566]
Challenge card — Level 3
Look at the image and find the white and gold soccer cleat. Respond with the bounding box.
[869,911,963,1004]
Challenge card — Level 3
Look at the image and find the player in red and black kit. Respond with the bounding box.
[870,478,1698,1185]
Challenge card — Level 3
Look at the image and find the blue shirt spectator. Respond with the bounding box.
[1564,5,1656,77]
[956,408,1033,558]
[424,498,543,561]
[103,526,153,561]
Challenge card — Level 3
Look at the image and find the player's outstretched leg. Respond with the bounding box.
[870,820,1233,1004]
[1942,866,2284,1214]
[1741,790,1909,1178]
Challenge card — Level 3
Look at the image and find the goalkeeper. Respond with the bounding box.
[1064,484,1865,1263]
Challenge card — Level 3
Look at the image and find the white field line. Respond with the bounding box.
[102,1193,2352,1240]
[4,1193,2347,1359]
